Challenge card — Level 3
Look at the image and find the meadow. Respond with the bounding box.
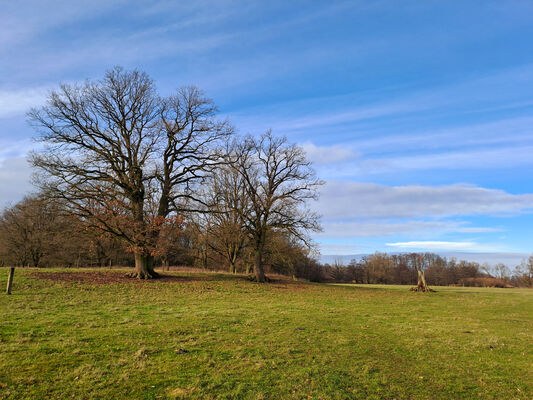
[0,268,531,399]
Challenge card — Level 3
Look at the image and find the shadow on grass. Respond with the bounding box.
[28,269,307,287]
[29,270,250,285]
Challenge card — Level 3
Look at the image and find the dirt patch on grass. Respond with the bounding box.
[29,271,230,285]
[29,270,311,290]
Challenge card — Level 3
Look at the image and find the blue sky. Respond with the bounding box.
[1,1,533,264]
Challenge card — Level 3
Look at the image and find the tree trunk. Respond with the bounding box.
[131,252,159,279]
[417,269,428,290]
[254,247,266,282]
[229,253,238,274]
[411,269,431,292]
[228,261,236,274]
[228,249,238,274]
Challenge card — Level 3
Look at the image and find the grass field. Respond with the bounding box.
[1,268,532,399]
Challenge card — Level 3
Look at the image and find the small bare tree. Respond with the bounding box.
[29,67,232,278]
[199,165,249,273]
[0,195,65,267]
[520,255,533,287]
[230,131,323,282]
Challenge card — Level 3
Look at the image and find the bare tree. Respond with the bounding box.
[230,131,323,282]
[29,67,232,278]
[493,263,510,280]
[0,196,63,267]
[199,165,249,273]
[520,255,533,287]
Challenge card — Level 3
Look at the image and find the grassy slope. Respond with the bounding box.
[0,268,532,400]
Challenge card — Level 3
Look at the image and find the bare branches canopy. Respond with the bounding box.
[230,131,324,282]
[29,67,233,278]
[27,67,322,281]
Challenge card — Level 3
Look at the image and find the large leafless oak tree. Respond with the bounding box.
[231,131,323,282]
[29,67,232,278]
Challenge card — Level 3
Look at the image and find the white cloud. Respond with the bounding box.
[301,142,359,164]
[384,241,509,253]
[357,145,533,174]
[317,181,533,220]
[0,87,49,117]
[0,157,34,209]
[317,243,363,257]
[0,139,39,161]
[456,227,499,233]
[386,241,477,251]
[317,220,500,238]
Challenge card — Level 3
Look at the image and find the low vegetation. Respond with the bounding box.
[1,268,532,399]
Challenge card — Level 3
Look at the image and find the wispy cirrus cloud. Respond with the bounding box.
[301,142,359,164]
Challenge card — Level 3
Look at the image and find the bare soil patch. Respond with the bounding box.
[29,270,306,288]
[30,271,222,285]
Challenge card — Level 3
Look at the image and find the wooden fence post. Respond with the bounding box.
[6,267,15,295]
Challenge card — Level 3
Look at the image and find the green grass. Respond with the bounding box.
[1,268,532,399]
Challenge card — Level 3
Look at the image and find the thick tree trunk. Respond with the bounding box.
[254,247,266,282]
[227,248,238,274]
[130,252,159,279]
[229,261,236,274]
[417,269,428,290]
[411,269,432,292]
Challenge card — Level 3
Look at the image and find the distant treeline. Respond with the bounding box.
[315,252,533,288]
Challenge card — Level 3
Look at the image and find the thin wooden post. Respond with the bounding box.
[6,267,15,295]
